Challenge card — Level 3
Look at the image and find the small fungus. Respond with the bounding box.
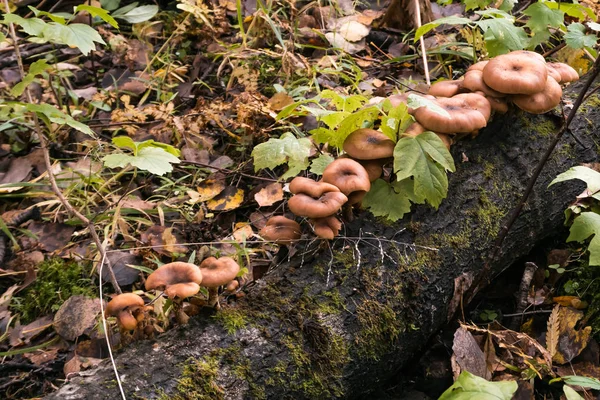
[259,215,301,245]
[145,262,203,300]
[322,158,371,205]
[106,293,145,331]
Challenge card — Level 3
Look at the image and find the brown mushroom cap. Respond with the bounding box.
[482,51,548,95]
[343,128,395,160]
[467,60,489,72]
[322,158,371,204]
[462,70,504,98]
[428,79,464,97]
[145,262,203,299]
[413,93,491,134]
[288,191,348,218]
[512,76,562,114]
[289,177,340,198]
[199,257,241,288]
[311,215,343,239]
[547,62,579,83]
[106,293,145,330]
[259,216,301,244]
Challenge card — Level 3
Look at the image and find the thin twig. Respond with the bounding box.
[181,160,279,182]
[414,0,430,85]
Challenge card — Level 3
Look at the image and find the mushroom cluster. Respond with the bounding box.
[427,51,578,117]
[273,51,578,242]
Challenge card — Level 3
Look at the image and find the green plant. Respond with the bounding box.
[252,90,455,222]
[10,258,95,323]
[439,370,517,400]
[103,136,181,176]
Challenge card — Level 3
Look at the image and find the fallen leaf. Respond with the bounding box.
[64,354,82,376]
[141,225,188,256]
[191,179,226,203]
[10,315,54,346]
[232,223,254,242]
[119,195,156,210]
[24,347,59,365]
[254,183,284,207]
[0,157,33,193]
[447,272,474,322]
[268,92,294,111]
[553,306,592,364]
[25,222,76,252]
[54,296,102,341]
[206,186,244,211]
[338,20,370,42]
[104,251,140,286]
[452,326,491,379]
[325,32,366,54]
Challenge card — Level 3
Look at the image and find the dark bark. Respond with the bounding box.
[47,79,600,400]
[382,0,433,31]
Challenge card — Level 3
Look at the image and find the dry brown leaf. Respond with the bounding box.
[162,228,189,255]
[447,272,474,322]
[141,225,188,256]
[120,196,156,210]
[232,223,254,243]
[268,92,294,111]
[0,157,33,193]
[452,326,491,379]
[553,306,592,364]
[25,222,76,252]
[547,304,560,358]
[553,296,588,309]
[206,186,244,211]
[53,296,102,341]
[254,183,284,207]
[64,355,82,376]
[24,347,59,365]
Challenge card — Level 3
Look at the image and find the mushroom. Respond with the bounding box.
[512,76,562,114]
[288,177,348,218]
[311,215,343,240]
[428,79,464,97]
[322,158,371,205]
[467,60,489,72]
[106,293,145,331]
[259,215,301,245]
[462,70,504,98]
[343,128,395,160]
[339,154,387,182]
[547,62,579,84]
[413,93,491,134]
[145,262,203,300]
[482,51,548,95]
[199,257,241,308]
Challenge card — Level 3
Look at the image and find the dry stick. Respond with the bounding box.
[1,0,121,295]
[509,262,538,330]
[466,55,600,308]
[414,0,430,86]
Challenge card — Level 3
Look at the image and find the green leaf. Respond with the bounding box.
[2,15,47,36]
[477,19,528,55]
[75,5,119,29]
[103,147,180,175]
[380,101,412,141]
[561,376,600,390]
[101,0,121,11]
[23,103,95,136]
[112,136,137,152]
[251,132,312,178]
[567,212,600,266]
[498,0,517,12]
[407,94,450,118]
[523,3,565,35]
[136,140,180,157]
[113,5,158,23]
[463,0,492,12]
[363,179,413,222]
[309,153,334,175]
[326,106,379,149]
[320,90,368,113]
[545,2,596,21]
[11,59,50,96]
[29,7,67,24]
[565,23,597,49]
[563,386,585,400]
[320,111,351,130]
[415,16,472,40]
[439,371,518,400]
[393,132,455,208]
[549,166,600,196]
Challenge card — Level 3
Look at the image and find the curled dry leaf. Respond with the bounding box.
[553,306,592,364]
[53,296,102,341]
[232,223,254,242]
[254,183,284,207]
[189,179,226,204]
[141,225,188,256]
[452,326,492,380]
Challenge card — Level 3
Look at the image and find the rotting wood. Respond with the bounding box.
[45,77,600,400]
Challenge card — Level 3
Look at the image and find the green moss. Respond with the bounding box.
[354,299,404,360]
[579,93,600,114]
[10,257,94,323]
[472,192,506,237]
[164,357,223,400]
[482,161,495,179]
[212,307,248,334]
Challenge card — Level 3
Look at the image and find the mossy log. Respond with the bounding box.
[47,80,600,400]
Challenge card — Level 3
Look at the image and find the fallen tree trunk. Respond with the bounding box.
[48,79,600,400]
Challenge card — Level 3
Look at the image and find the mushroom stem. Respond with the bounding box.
[207,287,220,309]
[118,311,138,331]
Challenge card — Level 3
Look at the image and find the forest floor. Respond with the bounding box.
[1,0,600,399]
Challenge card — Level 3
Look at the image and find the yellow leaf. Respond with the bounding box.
[206,186,244,211]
